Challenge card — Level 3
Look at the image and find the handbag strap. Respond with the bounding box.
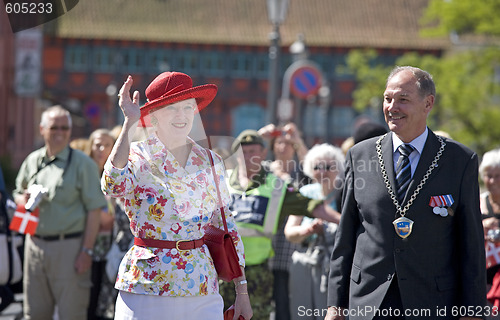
[207,150,229,233]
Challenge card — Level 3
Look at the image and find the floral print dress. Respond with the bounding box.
[101,135,244,297]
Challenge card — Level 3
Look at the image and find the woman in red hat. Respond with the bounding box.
[101,73,252,320]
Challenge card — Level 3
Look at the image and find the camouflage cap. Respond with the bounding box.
[231,129,265,152]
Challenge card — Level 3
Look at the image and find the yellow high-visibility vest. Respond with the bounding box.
[227,171,287,266]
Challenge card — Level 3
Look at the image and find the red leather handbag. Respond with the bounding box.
[205,151,243,282]
[224,305,245,320]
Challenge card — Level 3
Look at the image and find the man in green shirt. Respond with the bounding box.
[14,105,107,320]
[220,129,340,320]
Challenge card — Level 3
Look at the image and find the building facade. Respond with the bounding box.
[2,0,450,173]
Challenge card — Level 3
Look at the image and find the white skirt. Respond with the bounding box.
[115,291,224,320]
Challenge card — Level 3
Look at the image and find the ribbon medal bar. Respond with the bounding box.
[429,195,454,217]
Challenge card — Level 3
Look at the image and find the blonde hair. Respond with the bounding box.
[88,128,115,157]
[70,138,90,153]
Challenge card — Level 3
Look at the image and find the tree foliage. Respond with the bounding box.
[341,0,500,155]
[342,48,500,155]
[421,0,500,37]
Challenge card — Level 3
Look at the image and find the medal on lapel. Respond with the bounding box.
[429,195,454,217]
[393,216,414,239]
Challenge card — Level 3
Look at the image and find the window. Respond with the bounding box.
[330,106,355,138]
[92,47,116,72]
[177,50,200,75]
[147,49,172,74]
[255,53,269,79]
[303,105,329,137]
[122,48,145,73]
[201,52,225,76]
[230,53,254,78]
[231,104,266,136]
[65,46,89,71]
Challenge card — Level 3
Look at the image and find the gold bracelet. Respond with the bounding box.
[236,292,248,295]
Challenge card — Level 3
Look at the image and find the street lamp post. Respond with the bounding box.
[266,0,289,125]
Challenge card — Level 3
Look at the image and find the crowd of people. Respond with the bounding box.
[0,66,498,320]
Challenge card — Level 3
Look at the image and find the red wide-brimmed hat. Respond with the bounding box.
[139,72,217,127]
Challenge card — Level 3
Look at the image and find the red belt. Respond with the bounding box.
[134,237,205,253]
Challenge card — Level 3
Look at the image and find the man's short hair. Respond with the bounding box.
[387,66,436,98]
[40,105,72,128]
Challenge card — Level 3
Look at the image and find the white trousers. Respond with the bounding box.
[115,291,223,320]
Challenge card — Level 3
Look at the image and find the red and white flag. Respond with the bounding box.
[486,241,500,268]
[9,204,39,235]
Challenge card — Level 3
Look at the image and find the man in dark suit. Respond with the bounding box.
[325,66,487,320]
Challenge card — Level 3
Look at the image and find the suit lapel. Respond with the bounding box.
[404,130,441,203]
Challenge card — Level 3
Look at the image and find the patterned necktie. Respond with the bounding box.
[395,144,414,203]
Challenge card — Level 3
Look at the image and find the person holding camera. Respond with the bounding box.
[13,105,107,320]
[257,122,310,319]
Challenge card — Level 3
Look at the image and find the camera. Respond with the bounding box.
[25,184,48,212]
[270,130,285,137]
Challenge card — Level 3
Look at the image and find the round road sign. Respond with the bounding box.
[290,65,322,99]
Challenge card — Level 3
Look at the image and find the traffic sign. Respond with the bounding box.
[289,65,322,99]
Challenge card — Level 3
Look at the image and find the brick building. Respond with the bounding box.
[1,0,450,174]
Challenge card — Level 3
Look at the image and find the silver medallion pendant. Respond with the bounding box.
[393,216,414,239]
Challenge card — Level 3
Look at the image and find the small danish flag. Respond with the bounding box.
[9,204,39,235]
[486,241,500,269]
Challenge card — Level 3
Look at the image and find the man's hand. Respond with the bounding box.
[74,251,92,274]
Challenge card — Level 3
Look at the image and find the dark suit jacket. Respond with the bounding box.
[327,130,486,319]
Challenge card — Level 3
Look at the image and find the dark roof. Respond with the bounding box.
[51,0,451,50]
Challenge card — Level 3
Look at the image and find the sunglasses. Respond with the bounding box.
[313,165,333,171]
[49,126,70,131]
